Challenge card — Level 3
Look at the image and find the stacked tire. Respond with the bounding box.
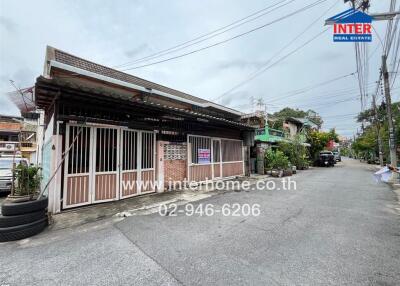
[0,197,48,242]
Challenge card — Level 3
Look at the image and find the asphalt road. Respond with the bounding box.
[1,158,399,285]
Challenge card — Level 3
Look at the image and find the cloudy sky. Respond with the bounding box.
[0,0,398,137]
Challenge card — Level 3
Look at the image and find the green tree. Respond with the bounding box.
[269,108,322,130]
[307,129,338,162]
[353,101,400,162]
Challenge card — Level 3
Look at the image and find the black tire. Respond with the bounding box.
[0,210,47,228]
[1,197,48,216]
[0,217,48,242]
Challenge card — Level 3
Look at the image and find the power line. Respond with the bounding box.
[229,77,373,110]
[115,0,298,68]
[276,86,398,111]
[265,73,359,103]
[214,28,329,103]
[214,0,337,101]
[119,0,329,71]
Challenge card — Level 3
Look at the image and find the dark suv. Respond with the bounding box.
[317,151,335,167]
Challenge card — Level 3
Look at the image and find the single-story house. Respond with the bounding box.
[36,46,255,213]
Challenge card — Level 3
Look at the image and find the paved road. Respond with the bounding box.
[1,159,399,285]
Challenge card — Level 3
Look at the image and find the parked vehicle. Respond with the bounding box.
[317,151,335,167]
[333,151,341,162]
[0,156,29,193]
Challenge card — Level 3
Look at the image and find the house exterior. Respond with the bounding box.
[284,117,318,143]
[0,114,43,164]
[36,46,254,213]
[255,127,285,144]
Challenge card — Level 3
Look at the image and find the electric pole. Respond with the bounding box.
[372,90,384,166]
[382,55,398,172]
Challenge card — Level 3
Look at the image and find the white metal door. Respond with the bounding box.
[63,124,93,209]
[92,126,119,203]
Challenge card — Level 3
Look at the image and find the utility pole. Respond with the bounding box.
[382,55,398,172]
[372,92,384,166]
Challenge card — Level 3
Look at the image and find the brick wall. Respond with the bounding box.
[0,122,21,132]
[164,159,187,188]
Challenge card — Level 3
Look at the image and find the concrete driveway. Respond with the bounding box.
[1,159,399,285]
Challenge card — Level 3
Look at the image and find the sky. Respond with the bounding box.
[0,0,398,138]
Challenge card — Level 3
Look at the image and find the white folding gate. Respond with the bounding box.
[63,124,155,209]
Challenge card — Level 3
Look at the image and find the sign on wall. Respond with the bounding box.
[198,148,211,164]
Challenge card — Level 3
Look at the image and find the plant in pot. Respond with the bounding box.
[1,162,48,217]
[278,137,309,172]
[0,162,48,242]
[265,149,290,177]
[10,163,42,201]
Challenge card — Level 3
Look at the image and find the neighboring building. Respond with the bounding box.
[36,46,254,213]
[283,117,319,144]
[284,117,318,137]
[255,127,285,144]
[0,114,42,164]
[240,111,266,129]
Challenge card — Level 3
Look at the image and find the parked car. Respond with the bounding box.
[317,151,335,167]
[0,157,29,193]
[333,151,341,162]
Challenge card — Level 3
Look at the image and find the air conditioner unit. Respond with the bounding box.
[5,143,15,151]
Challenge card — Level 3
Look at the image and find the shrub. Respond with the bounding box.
[278,139,309,169]
[265,149,289,170]
[13,163,42,197]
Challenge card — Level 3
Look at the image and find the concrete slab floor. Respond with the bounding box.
[1,172,307,231]
[50,190,217,231]
[49,174,299,231]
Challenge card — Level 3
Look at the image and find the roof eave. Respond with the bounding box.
[48,60,243,117]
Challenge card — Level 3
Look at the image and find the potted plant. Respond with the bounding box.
[2,162,48,214]
[265,149,290,177]
[8,163,42,201]
[0,162,48,242]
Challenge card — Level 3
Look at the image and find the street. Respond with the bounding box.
[1,158,399,286]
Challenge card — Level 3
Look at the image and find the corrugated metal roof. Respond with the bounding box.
[48,47,209,105]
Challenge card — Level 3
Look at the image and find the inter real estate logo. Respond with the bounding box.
[327,8,373,42]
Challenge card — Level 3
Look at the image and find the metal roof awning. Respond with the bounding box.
[34,76,254,131]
